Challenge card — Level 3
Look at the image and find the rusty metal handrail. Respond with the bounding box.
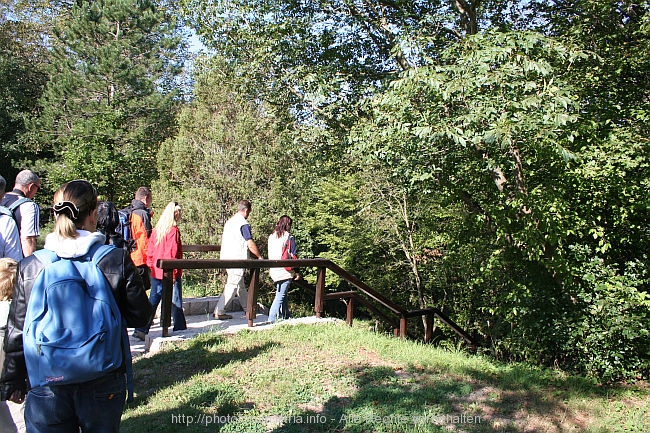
[183,244,221,253]
[155,252,475,347]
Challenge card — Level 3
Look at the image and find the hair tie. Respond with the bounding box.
[53,201,80,221]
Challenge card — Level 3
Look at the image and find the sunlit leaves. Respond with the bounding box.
[27,0,185,203]
[153,58,298,246]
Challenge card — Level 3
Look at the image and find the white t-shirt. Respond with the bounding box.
[16,199,40,238]
[0,215,23,261]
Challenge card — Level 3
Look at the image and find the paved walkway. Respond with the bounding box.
[127,296,340,357]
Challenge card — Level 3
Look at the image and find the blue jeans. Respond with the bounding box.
[136,276,187,333]
[25,370,125,433]
[268,279,291,323]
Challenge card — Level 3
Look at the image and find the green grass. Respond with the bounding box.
[122,320,649,432]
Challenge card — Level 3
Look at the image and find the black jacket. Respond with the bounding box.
[0,245,153,400]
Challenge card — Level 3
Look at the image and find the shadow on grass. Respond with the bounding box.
[120,333,276,433]
[120,328,643,433]
[259,363,613,433]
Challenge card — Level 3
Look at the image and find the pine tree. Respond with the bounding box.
[28,0,186,203]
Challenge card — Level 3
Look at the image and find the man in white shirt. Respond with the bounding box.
[0,170,41,257]
[214,200,262,319]
[0,175,23,261]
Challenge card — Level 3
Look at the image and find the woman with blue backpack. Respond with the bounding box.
[0,180,152,433]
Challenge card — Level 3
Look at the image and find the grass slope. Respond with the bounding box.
[122,321,649,432]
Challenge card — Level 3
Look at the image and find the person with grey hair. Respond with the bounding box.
[0,175,23,261]
[0,170,41,257]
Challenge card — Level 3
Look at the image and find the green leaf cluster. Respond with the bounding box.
[351,29,649,380]
[152,57,300,249]
[173,2,650,381]
[20,0,185,204]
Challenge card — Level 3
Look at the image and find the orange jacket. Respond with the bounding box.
[129,204,152,267]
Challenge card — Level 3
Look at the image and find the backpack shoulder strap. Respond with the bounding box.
[0,205,12,218]
[70,244,116,285]
[88,243,116,265]
[6,197,30,213]
[33,248,60,266]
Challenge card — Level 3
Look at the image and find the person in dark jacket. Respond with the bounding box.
[97,200,128,250]
[128,187,153,289]
[0,180,152,433]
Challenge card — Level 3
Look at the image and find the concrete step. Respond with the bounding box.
[128,296,342,356]
[181,295,220,316]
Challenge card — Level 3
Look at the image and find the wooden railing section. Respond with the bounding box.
[156,245,475,348]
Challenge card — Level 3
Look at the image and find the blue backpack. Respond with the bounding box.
[117,206,136,252]
[24,244,125,387]
[118,207,131,242]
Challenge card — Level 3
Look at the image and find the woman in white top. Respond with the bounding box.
[267,215,298,323]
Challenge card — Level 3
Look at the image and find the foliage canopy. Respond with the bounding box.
[2,0,649,381]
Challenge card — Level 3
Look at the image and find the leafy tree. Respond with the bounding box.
[356,163,466,336]
[24,0,185,203]
[182,0,496,142]
[154,57,299,247]
[354,29,650,380]
[0,5,48,179]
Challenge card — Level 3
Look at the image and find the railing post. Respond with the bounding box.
[425,313,434,343]
[314,267,326,318]
[246,267,259,327]
[161,269,173,337]
[346,296,354,326]
[399,316,407,339]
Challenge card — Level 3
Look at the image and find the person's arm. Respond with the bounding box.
[241,224,262,259]
[21,236,37,257]
[172,227,182,260]
[117,250,153,328]
[172,227,183,278]
[18,202,39,257]
[1,257,41,403]
[246,239,262,259]
[146,235,155,270]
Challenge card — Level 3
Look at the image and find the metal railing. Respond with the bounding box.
[156,245,475,348]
